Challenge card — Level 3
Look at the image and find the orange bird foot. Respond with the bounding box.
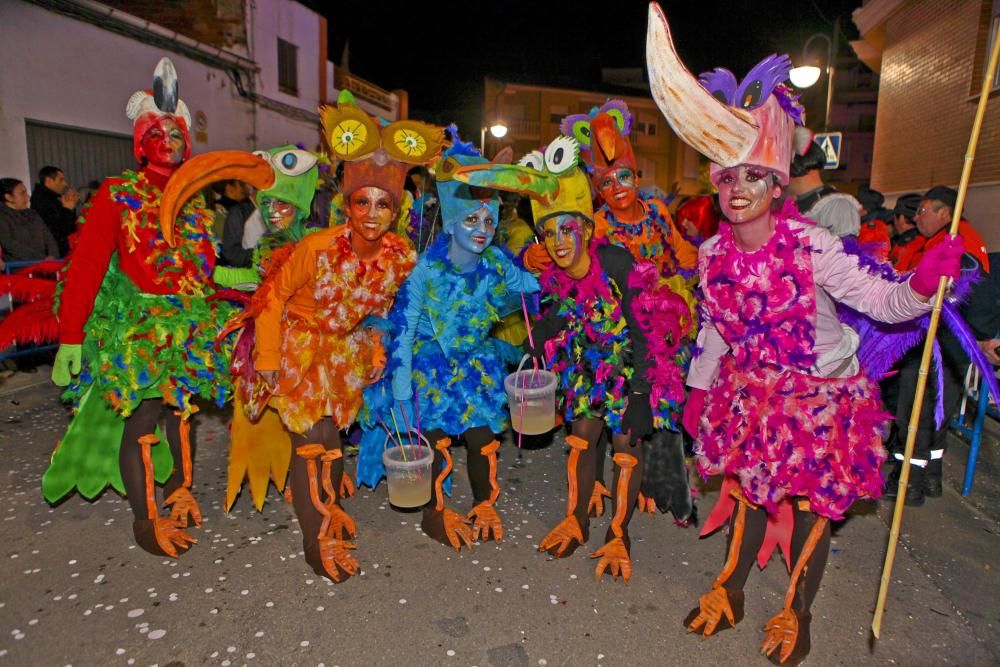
[133,517,197,558]
[588,481,611,518]
[468,502,504,542]
[591,536,632,582]
[308,537,359,583]
[761,609,810,665]
[339,474,356,499]
[538,514,585,558]
[423,507,474,551]
[283,484,294,504]
[163,487,202,528]
[685,587,745,637]
[636,491,657,515]
[322,503,357,540]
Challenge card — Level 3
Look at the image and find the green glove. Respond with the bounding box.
[52,344,82,387]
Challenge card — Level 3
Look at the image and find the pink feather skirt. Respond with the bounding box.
[695,356,889,520]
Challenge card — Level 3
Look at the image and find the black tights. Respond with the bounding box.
[423,426,496,506]
[722,501,830,613]
[119,399,195,519]
[289,420,342,543]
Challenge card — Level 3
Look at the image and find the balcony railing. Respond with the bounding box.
[507,119,540,138]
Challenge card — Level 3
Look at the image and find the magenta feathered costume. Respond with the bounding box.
[695,204,889,521]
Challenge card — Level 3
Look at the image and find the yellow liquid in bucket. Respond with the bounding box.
[387,472,432,508]
[512,400,555,435]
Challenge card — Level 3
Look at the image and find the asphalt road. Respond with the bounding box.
[0,377,996,666]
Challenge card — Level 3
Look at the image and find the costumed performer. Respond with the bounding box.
[646,5,963,664]
[561,100,698,522]
[251,92,442,582]
[455,134,692,581]
[159,144,322,511]
[358,127,540,550]
[44,58,238,557]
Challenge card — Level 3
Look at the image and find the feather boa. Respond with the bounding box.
[540,239,631,431]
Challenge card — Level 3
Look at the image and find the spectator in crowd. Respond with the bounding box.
[30,165,78,257]
[787,133,861,238]
[885,185,1000,505]
[0,178,59,263]
[889,193,924,271]
[210,179,250,238]
[856,185,891,259]
[220,183,258,268]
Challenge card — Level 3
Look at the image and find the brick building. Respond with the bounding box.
[484,78,705,198]
[852,0,1000,250]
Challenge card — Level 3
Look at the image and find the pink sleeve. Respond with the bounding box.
[807,225,930,323]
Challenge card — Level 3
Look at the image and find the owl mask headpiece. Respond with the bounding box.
[561,100,637,188]
[126,57,193,164]
[645,3,804,185]
[321,91,443,207]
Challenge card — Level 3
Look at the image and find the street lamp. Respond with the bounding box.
[789,23,838,131]
[480,122,508,154]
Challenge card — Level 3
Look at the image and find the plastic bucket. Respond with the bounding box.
[504,355,558,435]
[382,441,433,508]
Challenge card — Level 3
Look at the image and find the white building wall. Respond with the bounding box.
[250,0,321,111]
[0,0,324,185]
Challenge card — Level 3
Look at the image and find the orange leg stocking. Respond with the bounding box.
[592,452,637,582]
[468,440,503,542]
[760,514,828,665]
[423,437,473,551]
[295,444,358,583]
[131,434,196,558]
[538,435,589,558]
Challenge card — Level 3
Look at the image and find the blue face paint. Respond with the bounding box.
[448,207,496,270]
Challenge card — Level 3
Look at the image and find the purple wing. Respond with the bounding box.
[598,99,634,135]
[698,68,738,106]
[734,54,792,111]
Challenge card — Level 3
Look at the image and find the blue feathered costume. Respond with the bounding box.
[357,129,539,549]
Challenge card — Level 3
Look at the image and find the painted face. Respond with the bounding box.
[452,206,496,256]
[347,186,396,242]
[539,214,592,273]
[261,197,298,231]
[598,167,637,212]
[715,165,779,224]
[4,182,29,210]
[139,117,187,172]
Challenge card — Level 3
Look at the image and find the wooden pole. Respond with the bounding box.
[872,33,1000,639]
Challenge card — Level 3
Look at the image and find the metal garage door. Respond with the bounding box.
[25,120,133,192]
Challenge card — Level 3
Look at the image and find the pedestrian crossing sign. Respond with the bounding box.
[814,132,842,170]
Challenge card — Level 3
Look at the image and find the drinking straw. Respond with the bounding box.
[389,409,408,460]
[398,400,416,450]
[413,388,424,455]
[379,419,407,461]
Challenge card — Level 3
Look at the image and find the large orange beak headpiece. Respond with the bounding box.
[158,150,276,246]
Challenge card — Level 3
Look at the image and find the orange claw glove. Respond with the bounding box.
[522,242,553,274]
[682,387,706,438]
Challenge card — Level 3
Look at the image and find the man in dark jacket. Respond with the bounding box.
[30,166,78,257]
[0,177,60,262]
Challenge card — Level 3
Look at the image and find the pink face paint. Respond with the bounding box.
[716,165,776,225]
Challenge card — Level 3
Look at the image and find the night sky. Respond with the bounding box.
[322,0,863,136]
